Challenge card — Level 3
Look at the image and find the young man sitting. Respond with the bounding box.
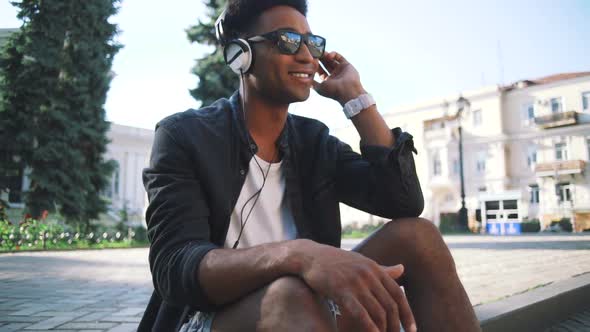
[139,0,480,331]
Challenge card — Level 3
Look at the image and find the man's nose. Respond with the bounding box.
[294,41,314,63]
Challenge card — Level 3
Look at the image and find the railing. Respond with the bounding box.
[534,111,579,129]
[424,127,453,141]
[535,160,586,176]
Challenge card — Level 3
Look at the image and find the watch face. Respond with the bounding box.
[352,100,361,111]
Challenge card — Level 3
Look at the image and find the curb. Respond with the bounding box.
[0,244,149,255]
[475,272,590,332]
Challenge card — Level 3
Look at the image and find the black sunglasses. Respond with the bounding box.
[248,29,326,59]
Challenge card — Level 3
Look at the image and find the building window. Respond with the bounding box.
[453,159,460,175]
[550,97,563,113]
[476,151,486,173]
[445,193,454,202]
[527,147,537,168]
[587,137,590,160]
[522,103,535,126]
[555,142,568,161]
[529,184,540,204]
[473,109,482,126]
[478,186,487,192]
[106,162,120,198]
[556,183,572,202]
[5,166,24,204]
[583,92,590,111]
[433,151,442,176]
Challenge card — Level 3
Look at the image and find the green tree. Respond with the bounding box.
[0,1,121,229]
[186,0,238,106]
[0,28,36,209]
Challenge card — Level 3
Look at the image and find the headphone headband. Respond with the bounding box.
[215,7,254,74]
[215,9,228,46]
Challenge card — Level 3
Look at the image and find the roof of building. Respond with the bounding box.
[503,71,590,91]
[0,28,18,38]
[0,28,19,48]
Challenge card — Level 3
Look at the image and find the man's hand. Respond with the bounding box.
[313,51,367,106]
[292,239,417,332]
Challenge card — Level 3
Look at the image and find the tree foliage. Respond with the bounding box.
[0,1,122,227]
[186,0,238,106]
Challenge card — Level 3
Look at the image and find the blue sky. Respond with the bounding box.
[1,0,589,130]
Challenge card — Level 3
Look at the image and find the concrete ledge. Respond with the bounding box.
[475,273,590,332]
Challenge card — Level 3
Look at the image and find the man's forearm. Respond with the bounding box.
[198,239,304,306]
[351,104,395,148]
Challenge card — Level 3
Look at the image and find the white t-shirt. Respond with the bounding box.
[224,155,297,249]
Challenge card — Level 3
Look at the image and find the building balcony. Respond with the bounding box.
[534,111,579,129]
[424,127,453,141]
[535,160,586,177]
[423,115,458,142]
[428,174,458,192]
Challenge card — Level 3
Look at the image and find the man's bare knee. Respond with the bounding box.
[385,217,443,246]
[211,277,334,332]
[391,218,457,275]
[258,276,335,332]
[265,276,313,303]
[263,276,325,315]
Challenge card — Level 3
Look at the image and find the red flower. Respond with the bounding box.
[41,210,49,220]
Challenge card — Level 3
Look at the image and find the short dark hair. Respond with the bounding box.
[223,0,308,39]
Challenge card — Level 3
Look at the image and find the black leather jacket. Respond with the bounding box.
[138,91,424,331]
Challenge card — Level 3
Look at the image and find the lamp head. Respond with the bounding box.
[456,96,471,116]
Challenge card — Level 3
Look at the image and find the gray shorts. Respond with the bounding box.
[179,300,341,332]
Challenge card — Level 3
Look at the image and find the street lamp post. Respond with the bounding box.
[456,96,470,231]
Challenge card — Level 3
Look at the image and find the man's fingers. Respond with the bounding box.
[370,282,400,332]
[332,52,349,65]
[361,293,388,332]
[318,60,330,77]
[312,80,329,97]
[383,264,404,279]
[320,51,344,71]
[381,274,417,332]
[342,295,381,332]
[312,79,320,91]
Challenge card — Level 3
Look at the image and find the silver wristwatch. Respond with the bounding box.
[342,93,375,119]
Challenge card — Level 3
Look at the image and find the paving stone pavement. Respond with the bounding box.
[1,234,589,331]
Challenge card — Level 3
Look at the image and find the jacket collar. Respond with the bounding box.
[229,91,291,153]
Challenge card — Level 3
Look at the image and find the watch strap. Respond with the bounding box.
[343,93,375,119]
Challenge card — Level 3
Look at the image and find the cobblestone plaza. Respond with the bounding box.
[1,234,589,331]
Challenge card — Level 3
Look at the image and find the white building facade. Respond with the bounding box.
[103,124,153,218]
[335,72,590,232]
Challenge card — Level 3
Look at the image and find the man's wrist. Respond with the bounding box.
[338,85,367,106]
[282,239,311,276]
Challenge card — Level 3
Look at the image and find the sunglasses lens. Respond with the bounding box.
[278,31,302,54]
[307,35,325,58]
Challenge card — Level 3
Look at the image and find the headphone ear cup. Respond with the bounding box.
[223,39,253,74]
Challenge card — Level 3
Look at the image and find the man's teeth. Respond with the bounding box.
[291,73,310,78]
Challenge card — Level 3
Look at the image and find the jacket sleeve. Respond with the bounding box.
[333,127,424,218]
[142,124,220,311]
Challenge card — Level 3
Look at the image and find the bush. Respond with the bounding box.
[439,213,469,234]
[131,225,148,243]
[521,219,541,233]
[548,218,573,232]
[0,217,148,252]
[559,218,573,232]
[341,220,385,238]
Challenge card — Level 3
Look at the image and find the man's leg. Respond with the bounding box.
[349,217,481,332]
[211,276,337,332]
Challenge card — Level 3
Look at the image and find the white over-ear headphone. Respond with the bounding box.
[215,9,253,74]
